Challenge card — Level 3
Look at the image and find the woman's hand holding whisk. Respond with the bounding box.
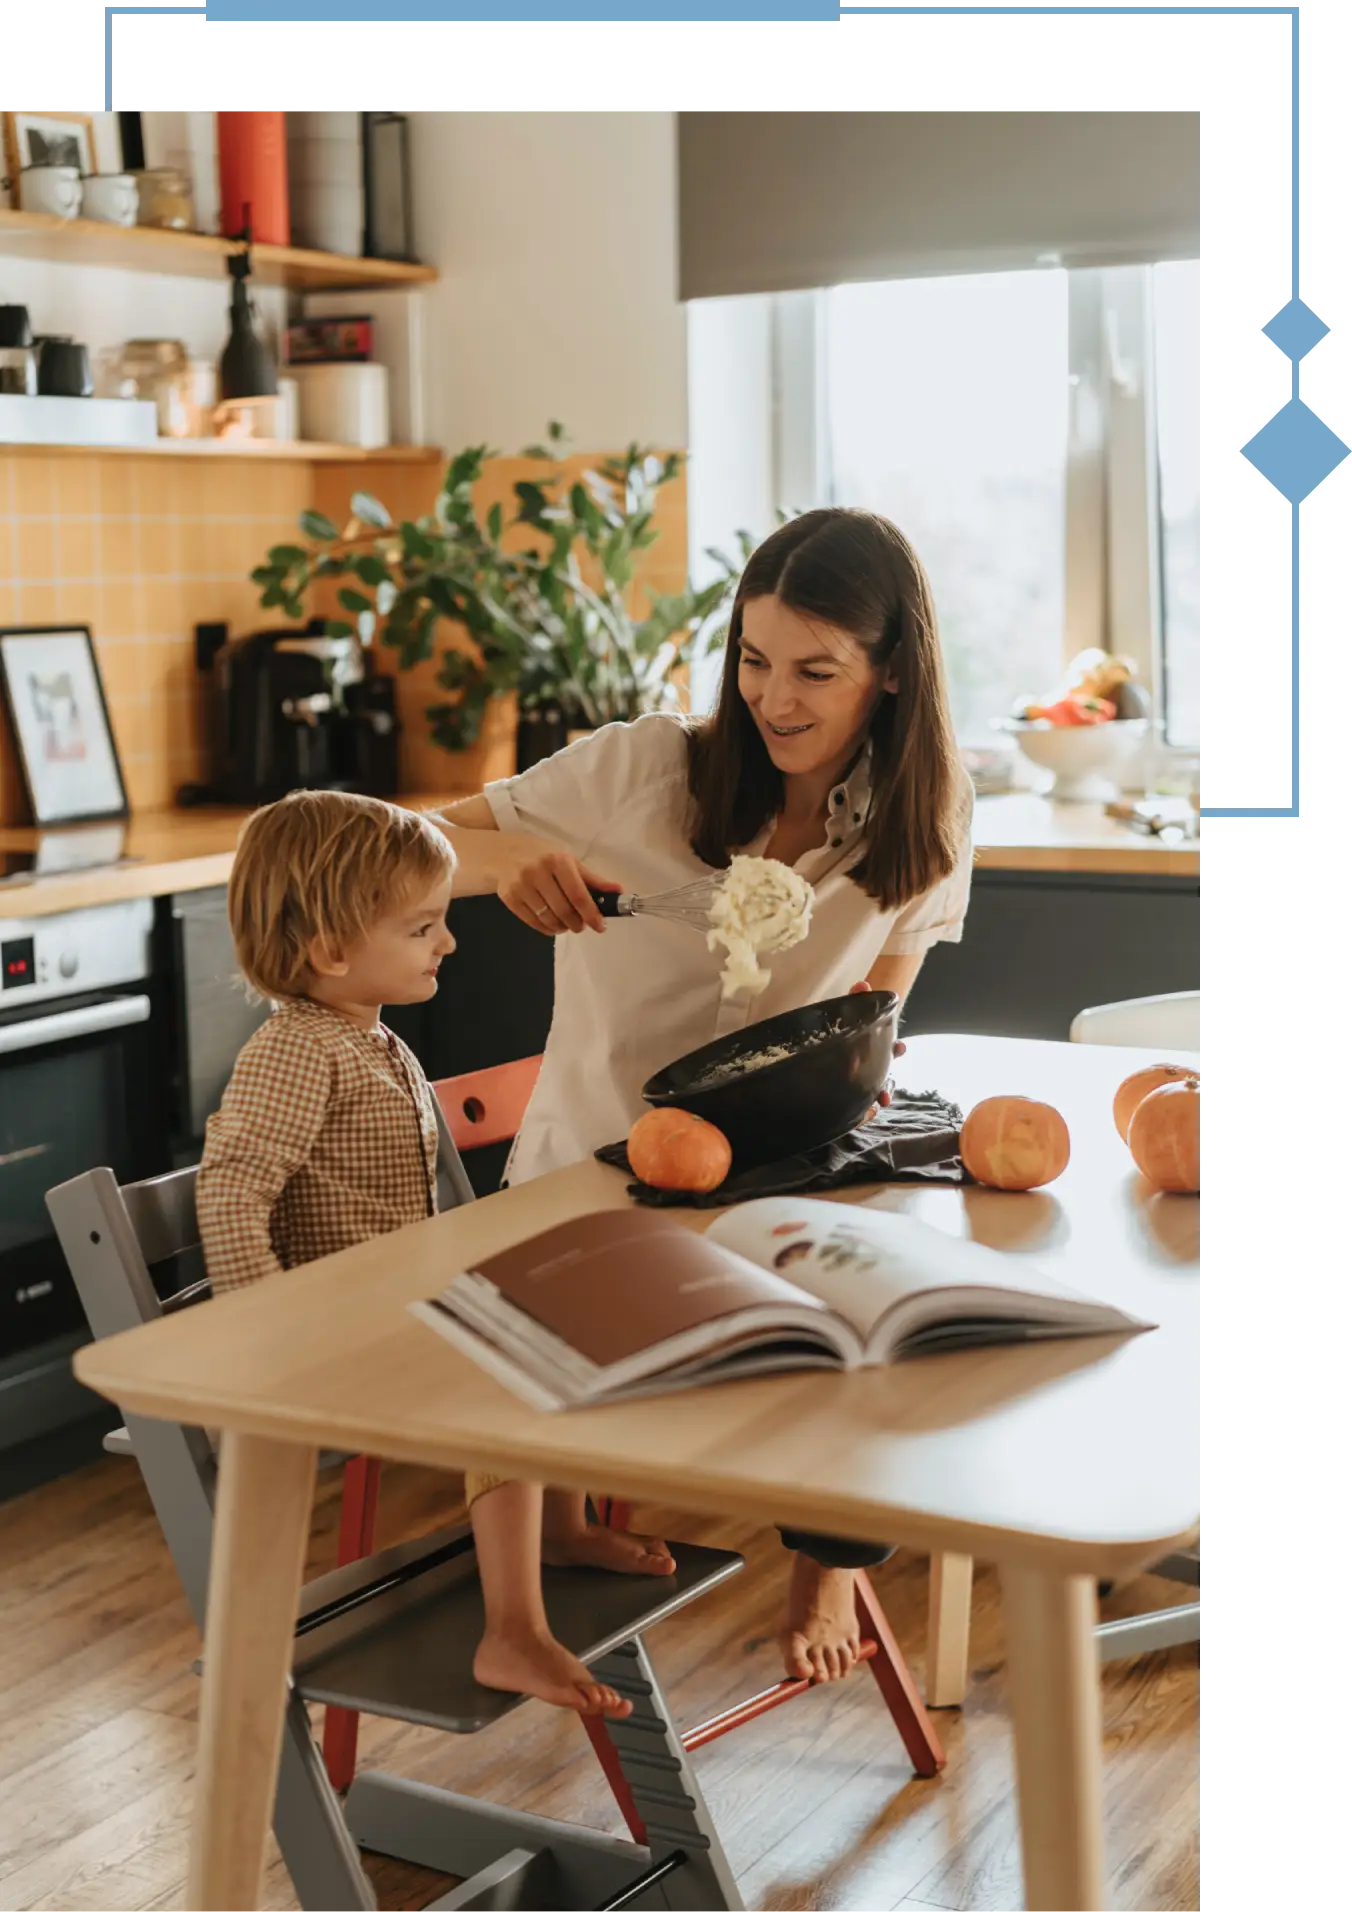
[498,834,620,937]
[850,980,906,1121]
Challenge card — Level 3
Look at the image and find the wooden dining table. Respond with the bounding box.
[74,1033,1199,1912]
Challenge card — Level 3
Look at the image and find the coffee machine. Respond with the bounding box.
[186,621,400,806]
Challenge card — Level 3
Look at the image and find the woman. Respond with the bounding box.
[438,508,973,1683]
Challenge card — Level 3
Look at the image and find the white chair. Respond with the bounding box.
[1069,990,1199,1050]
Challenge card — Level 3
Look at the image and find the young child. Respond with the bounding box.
[197,789,673,1720]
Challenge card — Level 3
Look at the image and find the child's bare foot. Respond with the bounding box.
[780,1555,862,1682]
[541,1519,677,1578]
[474,1627,633,1717]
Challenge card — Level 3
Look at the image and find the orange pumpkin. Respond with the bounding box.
[1128,1079,1200,1192]
[1113,1063,1199,1143]
[959,1096,1071,1191]
[628,1108,732,1192]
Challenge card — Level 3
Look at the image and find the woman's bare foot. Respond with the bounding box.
[780,1554,862,1682]
[541,1522,677,1577]
[474,1626,633,1717]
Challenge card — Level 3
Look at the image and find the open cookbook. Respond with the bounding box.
[410,1196,1154,1412]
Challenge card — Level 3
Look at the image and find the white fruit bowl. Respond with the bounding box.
[994,717,1149,802]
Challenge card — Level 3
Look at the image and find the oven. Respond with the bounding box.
[0,898,168,1359]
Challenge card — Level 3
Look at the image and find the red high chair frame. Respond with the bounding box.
[588,1498,944,1842]
[321,1054,944,1827]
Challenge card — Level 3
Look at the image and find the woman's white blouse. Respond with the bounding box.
[483,713,973,1184]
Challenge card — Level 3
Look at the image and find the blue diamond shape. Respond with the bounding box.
[1242,400,1350,503]
[1263,298,1331,361]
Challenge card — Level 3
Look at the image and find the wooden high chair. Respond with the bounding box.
[47,1128,746,1910]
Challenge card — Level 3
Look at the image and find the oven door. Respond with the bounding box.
[0,990,165,1356]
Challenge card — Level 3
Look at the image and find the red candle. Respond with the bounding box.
[216,112,290,247]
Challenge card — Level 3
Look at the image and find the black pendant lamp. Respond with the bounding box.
[219,224,278,402]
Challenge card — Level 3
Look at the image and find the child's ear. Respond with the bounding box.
[307,936,349,979]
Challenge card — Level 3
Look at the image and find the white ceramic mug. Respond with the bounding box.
[83,173,139,227]
[19,165,83,219]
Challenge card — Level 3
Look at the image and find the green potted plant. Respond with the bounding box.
[250,423,747,772]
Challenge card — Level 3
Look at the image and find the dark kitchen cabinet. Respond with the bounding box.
[165,887,268,1154]
[383,895,556,1195]
[901,870,1200,1043]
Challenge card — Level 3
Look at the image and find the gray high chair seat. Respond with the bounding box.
[47,1105,745,1911]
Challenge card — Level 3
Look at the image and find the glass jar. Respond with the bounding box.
[133,167,195,232]
[107,338,194,437]
[0,305,37,395]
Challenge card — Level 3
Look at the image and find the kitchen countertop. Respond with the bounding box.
[0,788,1198,922]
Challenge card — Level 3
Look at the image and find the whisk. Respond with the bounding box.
[586,876,725,931]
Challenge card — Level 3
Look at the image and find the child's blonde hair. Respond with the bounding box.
[228,789,456,1000]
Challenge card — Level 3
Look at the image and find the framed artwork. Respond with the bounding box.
[0,627,129,825]
[3,112,96,184]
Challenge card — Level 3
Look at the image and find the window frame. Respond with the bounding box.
[764,266,1197,770]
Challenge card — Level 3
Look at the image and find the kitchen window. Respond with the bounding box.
[1152,261,1201,751]
[687,260,1200,764]
[821,270,1069,745]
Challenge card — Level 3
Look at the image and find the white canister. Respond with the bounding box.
[83,173,139,226]
[291,182,362,258]
[287,112,364,256]
[291,361,390,449]
[19,166,83,219]
[276,375,299,442]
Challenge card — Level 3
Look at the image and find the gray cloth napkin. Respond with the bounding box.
[595,1087,969,1208]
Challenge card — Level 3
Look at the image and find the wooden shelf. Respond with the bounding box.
[1,438,442,464]
[0,208,437,291]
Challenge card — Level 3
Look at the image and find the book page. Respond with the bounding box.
[461,1208,843,1370]
[704,1196,1110,1345]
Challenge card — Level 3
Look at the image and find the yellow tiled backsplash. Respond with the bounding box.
[0,449,690,824]
[0,451,314,820]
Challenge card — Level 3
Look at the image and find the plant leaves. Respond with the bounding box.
[299,509,339,542]
[350,490,392,529]
[269,544,309,567]
[353,554,389,587]
[401,520,436,562]
[338,587,372,616]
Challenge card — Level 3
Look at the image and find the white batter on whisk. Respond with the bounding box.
[706,855,814,998]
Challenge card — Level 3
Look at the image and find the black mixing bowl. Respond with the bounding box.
[641,990,899,1167]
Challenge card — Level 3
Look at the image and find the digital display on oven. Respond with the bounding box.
[2,937,35,989]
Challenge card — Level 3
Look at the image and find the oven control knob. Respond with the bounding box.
[58,950,79,979]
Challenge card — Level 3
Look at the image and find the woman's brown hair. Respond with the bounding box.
[686,508,966,910]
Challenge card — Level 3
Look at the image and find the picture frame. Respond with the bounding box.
[0,626,129,826]
[3,112,96,186]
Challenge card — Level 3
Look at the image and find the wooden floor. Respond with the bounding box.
[0,1453,1199,1912]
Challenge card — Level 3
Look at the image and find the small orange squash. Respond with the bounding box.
[959,1096,1071,1191]
[1128,1079,1200,1193]
[628,1108,732,1192]
[1113,1063,1199,1143]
